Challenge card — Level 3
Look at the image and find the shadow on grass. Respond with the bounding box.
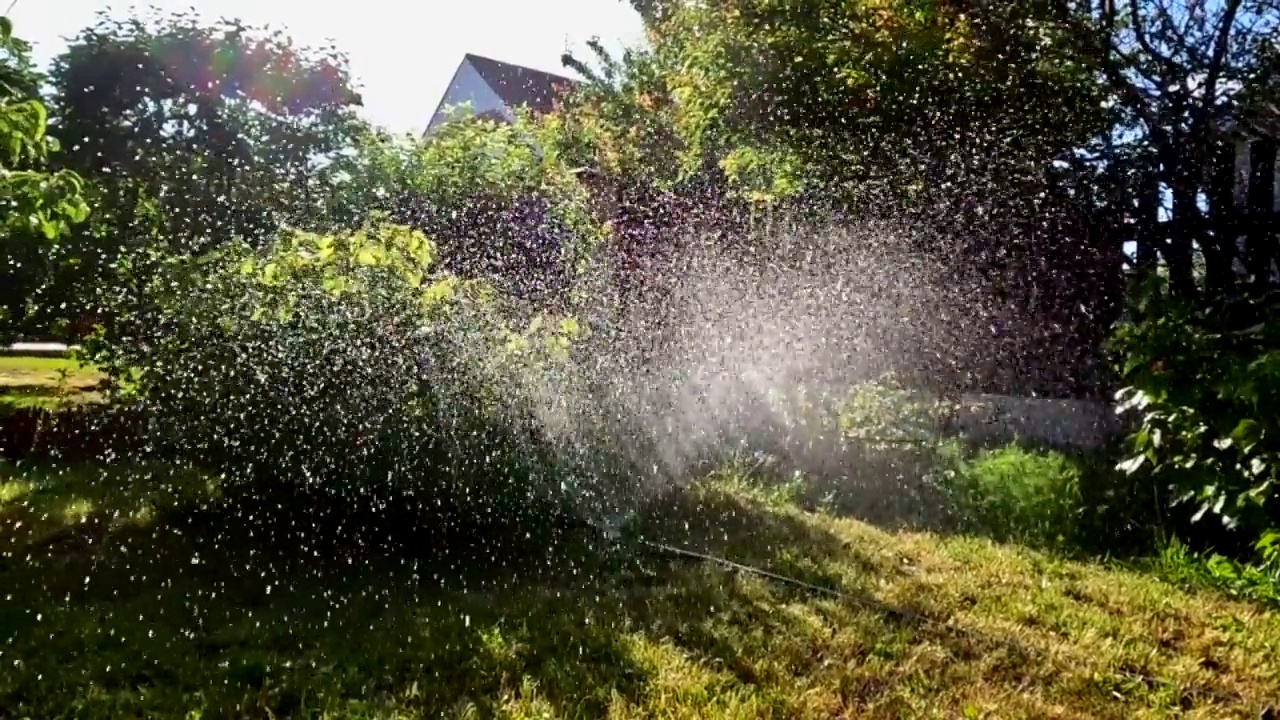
[0,384,80,398]
[0,464,1045,718]
[0,467,629,716]
[0,404,143,463]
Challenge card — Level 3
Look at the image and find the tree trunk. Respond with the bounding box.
[1134,169,1161,272]
[1245,138,1277,288]
[1165,172,1199,299]
[1203,140,1239,296]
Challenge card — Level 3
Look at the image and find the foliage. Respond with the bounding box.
[553,40,687,186]
[837,375,953,449]
[308,112,605,306]
[756,376,961,529]
[826,376,1159,555]
[631,0,1108,203]
[44,8,363,337]
[1112,284,1280,553]
[85,220,585,520]
[939,444,1087,550]
[0,16,91,339]
[1095,0,1280,579]
[1155,534,1280,609]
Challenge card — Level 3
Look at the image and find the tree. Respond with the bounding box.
[631,0,1109,204]
[44,8,363,336]
[602,0,1125,397]
[305,111,603,307]
[0,16,90,340]
[554,40,688,186]
[1099,2,1280,546]
[1083,0,1280,299]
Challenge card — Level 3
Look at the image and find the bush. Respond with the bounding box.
[939,444,1086,549]
[729,375,962,527]
[931,441,1163,555]
[85,221,591,525]
[1112,284,1280,556]
[821,376,1159,553]
[1154,532,1280,609]
[309,114,607,311]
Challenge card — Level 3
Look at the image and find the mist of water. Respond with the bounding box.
[486,216,989,532]
[90,209,1000,549]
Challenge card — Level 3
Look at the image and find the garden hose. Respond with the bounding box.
[621,535,1255,710]
[626,535,976,638]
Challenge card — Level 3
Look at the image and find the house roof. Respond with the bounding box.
[463,53,578,115]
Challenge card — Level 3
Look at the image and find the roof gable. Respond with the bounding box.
[463,53,578,115]
[424,57,513,134]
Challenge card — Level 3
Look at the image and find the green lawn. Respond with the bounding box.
[0,355,106,410]
[1,462,1278,719]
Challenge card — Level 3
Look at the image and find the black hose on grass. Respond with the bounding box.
[625,535,1262,711]
[585,510,952,631]
[629,536,976,640]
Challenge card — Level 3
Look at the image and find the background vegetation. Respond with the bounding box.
[1,0,1279,716]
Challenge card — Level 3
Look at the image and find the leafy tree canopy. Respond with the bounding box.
[0,16,91,339]
[48,8,364,254]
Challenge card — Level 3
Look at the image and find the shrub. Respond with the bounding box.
[935,442,1165,555]
[85,220,589,525]
[836,375,952,449]
[827,376,1155,553]
[1112,285,1280,556]
[1154,532,1280,609]
[688,376,982,530]
[939,444,1086,549]
[309,113,607,311]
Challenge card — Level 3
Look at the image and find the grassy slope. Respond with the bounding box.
[0,355,105,409]
[1,463,1278,719]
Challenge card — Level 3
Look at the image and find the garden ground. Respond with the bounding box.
[2,459,1278,719]
[0,354,104,411]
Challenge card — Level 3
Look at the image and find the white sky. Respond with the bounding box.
[10,0,646,134]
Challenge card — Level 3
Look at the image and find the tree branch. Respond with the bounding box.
[1201,0,1244,119]
[1128,0,1187,78]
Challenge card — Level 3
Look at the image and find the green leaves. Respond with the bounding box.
[837,372,951,449]
[237,222,439,304]
[0,99,48,164]
[0,16,92,340]
[1112,290,1280,545]
[1116,453,1146,476]
[1232,419,1262,451]
[627,0,1107,202]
